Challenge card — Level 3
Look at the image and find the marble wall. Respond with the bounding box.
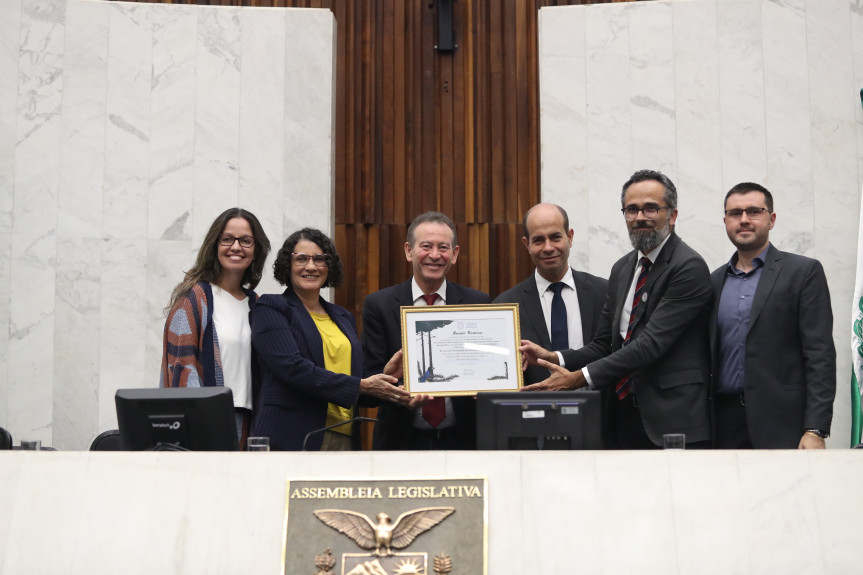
[0,0,336,450]
[539,0,863,446]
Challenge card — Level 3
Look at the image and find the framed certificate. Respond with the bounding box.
[400,303,523,396]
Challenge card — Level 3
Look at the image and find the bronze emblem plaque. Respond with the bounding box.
[283,478,487,575]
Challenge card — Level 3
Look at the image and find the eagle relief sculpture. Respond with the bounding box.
[312,507,456,556]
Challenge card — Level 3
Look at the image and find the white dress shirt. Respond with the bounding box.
[535,268,585,351]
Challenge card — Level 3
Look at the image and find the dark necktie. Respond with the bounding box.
[615,257,652,400]
[549,282,569,351]
[420,293,446,427]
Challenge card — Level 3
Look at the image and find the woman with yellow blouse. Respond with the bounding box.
[250,228,413,450]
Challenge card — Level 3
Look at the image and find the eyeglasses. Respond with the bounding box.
[292,253,329,267]
[219,234,255,248]
[621,204,670,221]
[724,207,771,219]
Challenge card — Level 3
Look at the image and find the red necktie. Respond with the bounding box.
[420,293,446,427]
[615,257,652,400]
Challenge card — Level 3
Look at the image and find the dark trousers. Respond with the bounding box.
[407,426,465,450]
[609,395,712,450]
[609,394,658,449]
[714,393,753,449]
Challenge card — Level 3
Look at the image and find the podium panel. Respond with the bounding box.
[1,450,860,573]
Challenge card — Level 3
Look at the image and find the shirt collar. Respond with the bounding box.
[411,277,447,304]
[726,244,770,274]
[534,268,575,295]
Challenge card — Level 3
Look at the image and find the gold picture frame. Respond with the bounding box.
[400,303,523,396]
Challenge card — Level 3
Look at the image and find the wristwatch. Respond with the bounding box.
[804,428,829,439]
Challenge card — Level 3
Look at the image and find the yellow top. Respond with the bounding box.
[310,311,354,436]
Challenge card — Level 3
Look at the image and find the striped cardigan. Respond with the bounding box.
[160,281,257,389]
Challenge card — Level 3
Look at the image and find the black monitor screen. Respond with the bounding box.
[115,387,239,451]
[476,391,603,450]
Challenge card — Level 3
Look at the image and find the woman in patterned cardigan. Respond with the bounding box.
[160,208,271,449]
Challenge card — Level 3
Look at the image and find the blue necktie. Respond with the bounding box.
[549,282,568,351]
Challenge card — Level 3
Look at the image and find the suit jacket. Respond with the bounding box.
[251,288,369,451]
[560,232,713,446]
[709,243,835,448]
[362,279,491,450]
[493,269,608,385]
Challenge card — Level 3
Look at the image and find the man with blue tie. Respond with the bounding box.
[710,182,835,449]
[493,203,607,385]
[520,170,713,449]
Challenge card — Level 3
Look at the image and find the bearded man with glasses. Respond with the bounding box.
[710,182,835,449]
[520,169,713,449]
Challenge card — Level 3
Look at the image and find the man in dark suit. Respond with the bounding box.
[520,170,712,449]
[494,203,607,385]
[362,211,490,449]
[711,182,835,449]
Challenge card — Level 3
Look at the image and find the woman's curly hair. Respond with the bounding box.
[273,227,343,289]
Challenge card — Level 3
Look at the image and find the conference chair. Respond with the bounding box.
[0,426,12,450]
[90,429,123,451]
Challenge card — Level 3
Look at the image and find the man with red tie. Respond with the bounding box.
[520,170,712,449]
[362,212,489,450]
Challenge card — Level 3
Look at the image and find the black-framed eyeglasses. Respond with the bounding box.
[724,207,771,219]
[219,234,255,248]
[292,253,329,267]
[621,204,670,221]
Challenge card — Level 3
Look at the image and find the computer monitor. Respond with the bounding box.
[475,390,603,450]
[115,387,239,451]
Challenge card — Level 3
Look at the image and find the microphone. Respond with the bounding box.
[301,416,379,451]
[149,442,189,451]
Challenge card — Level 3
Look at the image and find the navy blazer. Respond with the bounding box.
[251,288,367,451]
[709,243,835,447]
[362,279,490,450]
[493,269,608,385]
[561,232,713,446]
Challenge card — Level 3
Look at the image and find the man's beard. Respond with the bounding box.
[628,220,670,253]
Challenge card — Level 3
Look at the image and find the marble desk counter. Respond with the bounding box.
[0,450,860,574]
